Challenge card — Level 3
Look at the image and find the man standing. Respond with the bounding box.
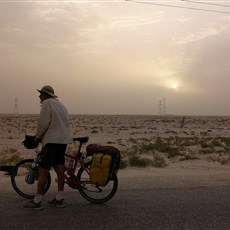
[24,85,72,210]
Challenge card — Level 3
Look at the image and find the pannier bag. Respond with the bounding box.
[86,144,121,174]
[90,153,112,186]
[86,144,121,186]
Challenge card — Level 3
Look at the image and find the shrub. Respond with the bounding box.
[167,147,179,158]
[129,155,151,167]
[91,130,98,134]
[152,153,167,167]
[139,143,155,152]
[199,147,214,154]
[0,153,24,166]
[220,137,230,147]
[155,136,163,144]
[119,159,128,169]
[175,137,198,147]
[182,153,199,160]
[128,137,138,144]
[156,143,173,153]
[211,139,222,147]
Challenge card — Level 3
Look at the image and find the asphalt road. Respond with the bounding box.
[1,173,230,230]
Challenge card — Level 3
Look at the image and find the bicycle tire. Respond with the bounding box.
[76,161,118,203]
[11,159,51,199]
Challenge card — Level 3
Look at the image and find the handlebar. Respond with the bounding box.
[73,136,89,144]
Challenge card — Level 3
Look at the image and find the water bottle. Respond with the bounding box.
[27,162,39,184]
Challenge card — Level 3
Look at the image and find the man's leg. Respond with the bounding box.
[33,167,49,203]
[37,167,49,194]
[54,164,65,201]
[23,167,49,210]
[48,144,67,207]
[53,164,65,192]
[48,164,66,207]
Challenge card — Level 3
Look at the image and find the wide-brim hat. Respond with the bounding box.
[37,85,57,98]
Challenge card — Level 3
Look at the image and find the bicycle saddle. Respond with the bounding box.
[73,136,89,143]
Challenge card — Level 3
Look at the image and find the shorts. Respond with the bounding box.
[39,143,67,170]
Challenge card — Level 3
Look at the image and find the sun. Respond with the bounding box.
[164,80,180,90]
[172,83,178,89]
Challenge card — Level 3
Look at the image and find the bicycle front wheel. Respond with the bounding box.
[11,159,51,199]
[76,161,118,204]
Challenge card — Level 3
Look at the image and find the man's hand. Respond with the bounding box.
[35,136,42,143]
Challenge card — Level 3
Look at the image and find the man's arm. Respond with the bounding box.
[36,100,52,140]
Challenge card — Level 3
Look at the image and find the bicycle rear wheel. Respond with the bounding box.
[11,159,51,199]
[76,161,118,203]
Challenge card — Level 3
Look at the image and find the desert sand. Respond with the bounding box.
[1,114,230,188]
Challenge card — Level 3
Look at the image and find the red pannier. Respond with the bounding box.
[86,144,121,175]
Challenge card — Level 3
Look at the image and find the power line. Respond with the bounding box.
[183,0,230,8]
[1,0,229,4]
[1,0,230,15]
[126,0,230,14]
[0,0,176,1]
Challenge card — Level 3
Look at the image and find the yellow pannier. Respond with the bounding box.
[90,153,112,186]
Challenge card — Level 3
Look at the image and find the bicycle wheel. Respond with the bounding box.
[76,161,118,203]
[11,159,51,199]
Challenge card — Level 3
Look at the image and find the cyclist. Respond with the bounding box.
[23,85,72,210]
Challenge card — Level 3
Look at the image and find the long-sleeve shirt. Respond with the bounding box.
[36,98,72,146]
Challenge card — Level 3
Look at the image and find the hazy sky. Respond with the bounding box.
[1,0,230,115]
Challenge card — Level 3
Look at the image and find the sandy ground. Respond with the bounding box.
[1,114,230,189]
[118,160,230,189]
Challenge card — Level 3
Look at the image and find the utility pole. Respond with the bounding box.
[163,98,166,115]
[13,97,19,114]
[158,100,162,115]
